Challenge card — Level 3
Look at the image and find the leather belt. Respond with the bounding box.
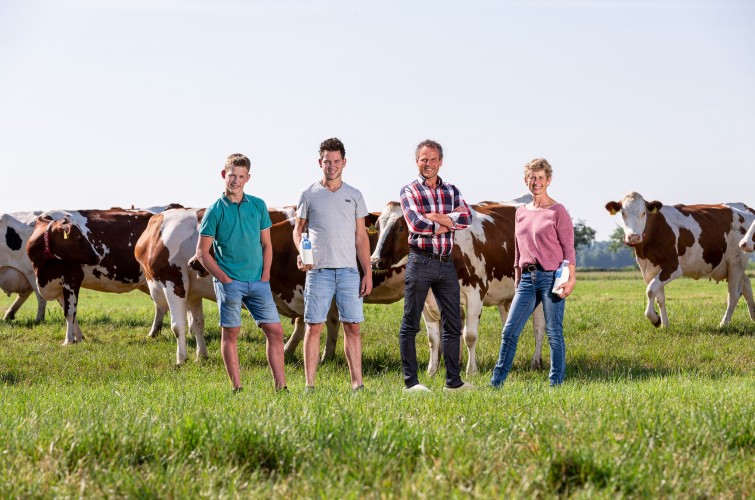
[411,248,452,263]
[523,263,539,272]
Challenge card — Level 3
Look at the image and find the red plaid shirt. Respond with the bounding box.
[400,175,471,256]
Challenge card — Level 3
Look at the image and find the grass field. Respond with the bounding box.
[1,270,754,497]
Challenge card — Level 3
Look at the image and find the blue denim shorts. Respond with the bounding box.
[213,279,280,328]
[304,267,364,324]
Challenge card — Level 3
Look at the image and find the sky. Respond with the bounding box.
[1,0,753,240]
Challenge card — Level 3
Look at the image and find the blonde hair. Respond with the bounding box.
[523,158,552,179]
[224,153,251,171]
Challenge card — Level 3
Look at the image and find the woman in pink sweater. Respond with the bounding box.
[490,158,576,387]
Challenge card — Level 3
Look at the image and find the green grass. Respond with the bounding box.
[1,271,754,497]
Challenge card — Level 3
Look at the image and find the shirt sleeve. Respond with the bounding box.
[258,198,272,231]
[355,190,369,219]
[198,204,218,238]
[556,205,577,264]
[448,185,472,229]
[295,190,308,220]
[400,184,434,235]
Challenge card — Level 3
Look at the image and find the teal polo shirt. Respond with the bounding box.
[199,193,272,281]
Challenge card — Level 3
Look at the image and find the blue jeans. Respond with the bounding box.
[399,252,463,389]
[213,279,281,328]
[490,268,566,387]
[304,267,364,324]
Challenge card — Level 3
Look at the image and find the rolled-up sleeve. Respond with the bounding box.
[400,186,435,235]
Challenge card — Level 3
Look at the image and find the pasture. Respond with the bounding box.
[1,270,754,497]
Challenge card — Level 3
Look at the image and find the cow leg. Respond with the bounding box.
[321,301,341,362]
[59,285,82,345]
[463,300,481,375]
[146,282,168,338]
[33,289,47,324]
[530,303,546,370]
[283,316,305,356]
[741,273,755,321]
[187,297,208,360]
[165,291,190,365]
[423,293,442,376]
[720,269,745,327]
[3,290,31,322]
[645,280,663,327]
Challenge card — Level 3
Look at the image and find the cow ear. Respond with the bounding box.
[605,201,621,215]
[647,201,662,214]
[60,219,73,239]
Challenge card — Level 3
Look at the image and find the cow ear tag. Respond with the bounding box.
[367,225,378,235]
[63,229,70,239]
[609,208,617,215]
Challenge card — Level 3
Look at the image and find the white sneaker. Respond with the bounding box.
[404,383,431,392]
[443,382,475,392]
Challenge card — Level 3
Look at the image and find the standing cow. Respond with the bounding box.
[136,208,404,364]
[606,192,755,327]
[1,211,47,322]
[26,208,175,344]
[370,201,546,375]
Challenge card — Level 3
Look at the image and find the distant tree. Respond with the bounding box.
[608,226,626,253]
[573,219,596,251]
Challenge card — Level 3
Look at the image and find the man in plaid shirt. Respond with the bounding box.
[398,139,474,392]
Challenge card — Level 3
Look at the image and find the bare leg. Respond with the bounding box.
[260,322,287,389]
[342,322,363,389]
[220,326,241,390]
[304,323,324,387]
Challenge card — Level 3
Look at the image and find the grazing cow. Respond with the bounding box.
[740,219,755,253]
[26,207,177,344]
[370,200,546,375]
[135,206,338,364]
[606,192,755,327]
[1,211,47,322]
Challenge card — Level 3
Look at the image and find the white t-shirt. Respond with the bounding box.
[296,181,368,269]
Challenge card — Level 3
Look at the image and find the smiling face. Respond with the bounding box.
[416,145,442,182]
[319,150,346,182]
[222,166,250,200]
[525,168,551,196]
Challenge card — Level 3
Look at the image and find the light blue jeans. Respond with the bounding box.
[490,268,566,387]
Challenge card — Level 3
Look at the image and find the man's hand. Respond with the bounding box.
[360,275,372,297]
[296,255,313,272]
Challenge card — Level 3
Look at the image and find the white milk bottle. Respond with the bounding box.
[552,260,570,295]
[301,232,314,266]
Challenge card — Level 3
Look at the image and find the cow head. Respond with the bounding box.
[29,216,99,265]
[740,220,755,253]
[370,202,409,270]
[605,192,663,247]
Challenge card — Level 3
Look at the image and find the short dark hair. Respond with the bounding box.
[415,139,443,161]
[319,137,346,159]
[224,153,250,171]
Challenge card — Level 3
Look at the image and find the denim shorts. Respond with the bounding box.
[213,279,280,328]
[304,267,364,324]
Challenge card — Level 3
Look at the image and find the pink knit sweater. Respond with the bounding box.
[514,203,576,271]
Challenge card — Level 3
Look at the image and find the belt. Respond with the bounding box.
[523,263,539,272]
[410,248,452,263]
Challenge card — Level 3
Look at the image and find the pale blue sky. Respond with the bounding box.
[1,0,753,240]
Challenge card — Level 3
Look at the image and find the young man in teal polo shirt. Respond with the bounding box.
[196,153,287,393]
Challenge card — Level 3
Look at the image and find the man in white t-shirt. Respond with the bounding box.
[294,137,372,391]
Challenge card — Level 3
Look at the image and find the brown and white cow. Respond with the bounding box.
[740,219,755,253]
[370,200,546,375]
[606,192,755,327]
[1,211,47,322]
[137,208,404,364]
[26,207,177,345]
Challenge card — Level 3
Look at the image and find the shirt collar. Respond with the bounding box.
[220,193,249,206]
[416,174,444,188]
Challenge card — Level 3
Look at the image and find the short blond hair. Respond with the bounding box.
[523,158,552,179]
[224,153,250,171]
